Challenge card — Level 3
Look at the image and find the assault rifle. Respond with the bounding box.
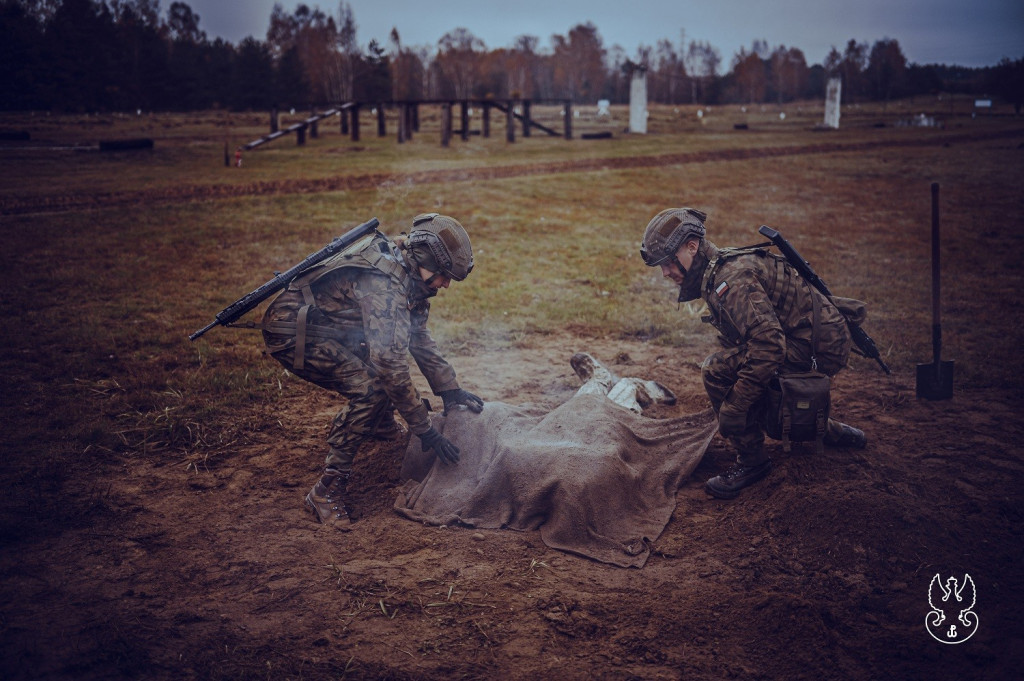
[758,225,891,375]
[189,217,380,341]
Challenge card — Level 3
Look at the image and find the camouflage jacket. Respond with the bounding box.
[262,234,459,435]
[699,241,851,413]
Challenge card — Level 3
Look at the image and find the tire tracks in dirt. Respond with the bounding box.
[3,128,1021,217]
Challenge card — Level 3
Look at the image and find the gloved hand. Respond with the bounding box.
[717,404,748,437]
[439,388,484,415]
[418,427,460,465]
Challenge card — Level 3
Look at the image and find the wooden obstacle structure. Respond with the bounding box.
[242,105,349,151]
[239,99,577,152]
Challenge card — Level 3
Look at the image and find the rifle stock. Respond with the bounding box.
[189,217,380,341]
[758,225,891,374]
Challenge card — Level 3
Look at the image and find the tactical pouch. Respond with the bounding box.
[763,280,831,453]
[763,371,830,453]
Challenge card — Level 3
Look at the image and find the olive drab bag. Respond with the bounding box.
[763,371,830,454]
[762,285,831,453]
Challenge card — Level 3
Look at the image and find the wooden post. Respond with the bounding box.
[441,103,451,147]
[350,104,360,141]
[460,101,469,141]
[397,103,406,144]
[564,101,573,140]
[310,119,318,138]
[297,124,306,145]
[482,102,491,138]
[404,103,414,141]
[341,107,349,135]
[412,104,420,132]
[270,106,279,133]
[377,104,386,137]
[522,100,532,138]
[506,100,515,143]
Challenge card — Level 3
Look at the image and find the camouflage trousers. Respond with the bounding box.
[268,337,395,474]
[702,338,850,467]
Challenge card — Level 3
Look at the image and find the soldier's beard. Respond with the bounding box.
[677,249,708,302]
[403,244,440,296]
[411,272,437,300]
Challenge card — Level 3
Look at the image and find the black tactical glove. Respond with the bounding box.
[418,427,460,465]
[439,388,484,415]
[717,404,748,438]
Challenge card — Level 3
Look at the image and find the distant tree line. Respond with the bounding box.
[2,0,1022,113]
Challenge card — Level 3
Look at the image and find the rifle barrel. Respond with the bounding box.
[189,320,219,341]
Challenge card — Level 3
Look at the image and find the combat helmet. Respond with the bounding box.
[640,208,707,267]
[407,213,474,281]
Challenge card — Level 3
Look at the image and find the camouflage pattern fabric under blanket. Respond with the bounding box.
[394,393,718,568]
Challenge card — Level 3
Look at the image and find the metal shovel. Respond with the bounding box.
[917,182,955,400]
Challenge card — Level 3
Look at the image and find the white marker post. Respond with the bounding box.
[629,68,648,134]
[824,77,842,129]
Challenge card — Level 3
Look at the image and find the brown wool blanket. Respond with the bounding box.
[394,393,718,568]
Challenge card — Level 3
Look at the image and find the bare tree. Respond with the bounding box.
[330,1,358,102]
[389,27,425,100]
[840,39,868,102]
[506,34,539,99]
[436,27,484,99]
[732,44,766,103]
[653,37,686,104]
[685,40,720,103]
[605,44,628,102]
[770,45,808,102]
[551,22,607,102]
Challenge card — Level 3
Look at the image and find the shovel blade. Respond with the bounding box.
[916,360,954,400]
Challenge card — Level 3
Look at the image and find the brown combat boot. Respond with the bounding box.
[305,470,352,531]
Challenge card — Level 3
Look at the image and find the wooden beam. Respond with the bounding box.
[492,101,560,137]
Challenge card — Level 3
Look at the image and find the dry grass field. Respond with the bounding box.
[1,100,1022,680]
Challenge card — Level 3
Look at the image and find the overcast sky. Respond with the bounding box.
[185,0,1022,68]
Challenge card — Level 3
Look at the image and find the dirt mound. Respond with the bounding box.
[1,336,1020,680]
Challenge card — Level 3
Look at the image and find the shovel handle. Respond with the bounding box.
[931,182,942,364]
[931,183,941,327]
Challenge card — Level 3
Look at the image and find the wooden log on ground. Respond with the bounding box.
[98,138,153,151]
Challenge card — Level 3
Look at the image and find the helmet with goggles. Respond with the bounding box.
[640,208,707,267]
[407,213,474,281]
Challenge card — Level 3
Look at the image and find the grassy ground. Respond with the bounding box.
[1,101,1022,467]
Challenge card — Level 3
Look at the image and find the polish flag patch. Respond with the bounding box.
[715,281,729,297]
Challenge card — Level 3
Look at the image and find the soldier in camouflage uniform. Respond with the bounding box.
[262,214,484,529]
[641,208,865,499]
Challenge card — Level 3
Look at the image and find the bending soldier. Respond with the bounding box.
[640,208,865,499]
[262,214,484,529]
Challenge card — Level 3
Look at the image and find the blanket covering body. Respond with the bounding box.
[395,394,718,568]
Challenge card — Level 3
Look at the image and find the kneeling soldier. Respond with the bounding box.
[262,214,484,528]
[640,208,865,499]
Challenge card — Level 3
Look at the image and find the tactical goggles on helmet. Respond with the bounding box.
[408,213,474,281]
[640,208,707,267]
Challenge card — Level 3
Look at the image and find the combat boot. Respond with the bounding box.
[305,470,352,531]
[824,423,867,449]
[705,460,773,500]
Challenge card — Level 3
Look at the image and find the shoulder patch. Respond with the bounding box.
[715,281,729,297]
